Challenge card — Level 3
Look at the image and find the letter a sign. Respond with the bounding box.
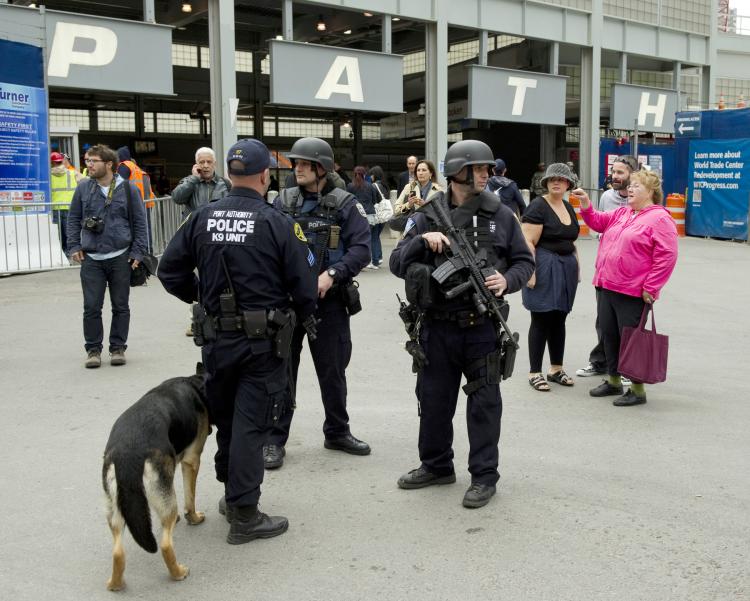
[315,56,364,103]
[270,40,402,113]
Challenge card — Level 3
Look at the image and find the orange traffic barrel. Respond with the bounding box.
[568,194,590,236]
[666,194,686,236]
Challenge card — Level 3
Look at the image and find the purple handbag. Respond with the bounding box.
[618,305,669,384]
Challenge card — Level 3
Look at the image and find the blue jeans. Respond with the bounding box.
[79,252,131,353]
[370,224,383,265]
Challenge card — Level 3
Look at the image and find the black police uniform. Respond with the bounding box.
[267,179,371,448]
[158,187,317,508]
[389,189,534,487]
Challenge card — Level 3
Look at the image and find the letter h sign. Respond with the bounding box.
[637,92,667,128]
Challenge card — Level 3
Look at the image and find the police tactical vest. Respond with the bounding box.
[427,191,504,267]
[280,186,353,270]
[422,191,506,309]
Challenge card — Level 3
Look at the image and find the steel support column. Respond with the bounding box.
[382,14,391,53]
[208,0,237,175]
[579,1,602,194]
[282,0,293,40]
[142,0,155,23]
[425,13,448,173]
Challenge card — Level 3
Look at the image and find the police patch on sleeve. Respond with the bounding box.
[355,203,367,218]
[294,222,307,242]
[403,217,416,235]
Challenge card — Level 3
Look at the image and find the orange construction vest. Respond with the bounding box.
[120,159,156,208]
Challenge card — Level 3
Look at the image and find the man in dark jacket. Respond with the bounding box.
[397,155,418,195]
[67,144,148,369]
[485,158,526,218]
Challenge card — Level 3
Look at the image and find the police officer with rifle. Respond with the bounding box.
[390,139,534,508]
[265,137,372,470]
[158,139,317,544]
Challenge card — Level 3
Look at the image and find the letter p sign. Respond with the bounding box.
[48,22,118,78]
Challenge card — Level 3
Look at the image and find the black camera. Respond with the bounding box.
[83,216,105,233]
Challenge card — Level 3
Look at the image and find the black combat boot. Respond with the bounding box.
[217,495,235,523]
[226,505,289,545]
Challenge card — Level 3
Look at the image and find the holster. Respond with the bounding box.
[191,304,217,347]
[461,330,519,395]
[268,309,296,359]
[340,280,362,315]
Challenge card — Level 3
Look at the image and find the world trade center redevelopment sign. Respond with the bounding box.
[269,40,403,113]
[467,65,567,125]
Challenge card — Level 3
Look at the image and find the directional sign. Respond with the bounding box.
[467,65,567,125]
[675,111,702,137]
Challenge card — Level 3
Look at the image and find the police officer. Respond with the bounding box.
[265,137,371,469]
[158,138,317,544]
[389,140,534,508]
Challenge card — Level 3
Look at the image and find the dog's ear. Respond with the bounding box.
[196,362,205,376]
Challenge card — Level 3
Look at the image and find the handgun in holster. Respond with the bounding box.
[499,331,519,380]
[191,304,216,347]
[267,309,296,359]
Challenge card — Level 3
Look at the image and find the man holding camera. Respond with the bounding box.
[265,137,372,469]
[67,145,148,368]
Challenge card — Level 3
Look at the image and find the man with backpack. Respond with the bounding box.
[485,159,526,218]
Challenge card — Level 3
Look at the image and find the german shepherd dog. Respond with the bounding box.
[102,363,211,591]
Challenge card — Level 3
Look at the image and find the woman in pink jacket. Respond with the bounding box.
[571,170,678,406]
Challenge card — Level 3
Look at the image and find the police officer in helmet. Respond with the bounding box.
[389,139,534,508]
[265,137,371,469]
[158,138,317,543]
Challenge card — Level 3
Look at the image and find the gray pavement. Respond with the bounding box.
[1,236,748,601]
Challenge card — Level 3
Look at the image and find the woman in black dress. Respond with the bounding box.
[521,163,580,392]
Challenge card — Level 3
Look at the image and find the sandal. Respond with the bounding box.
[529,374,551,392]
[547,370,575,386]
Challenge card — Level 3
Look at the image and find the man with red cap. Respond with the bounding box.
[50,151,84,253]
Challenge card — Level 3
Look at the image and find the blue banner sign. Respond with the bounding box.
[0,42,50,212]
[686,138,750,240]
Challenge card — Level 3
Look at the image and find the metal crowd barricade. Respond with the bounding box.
[0,196,183,276]
[148,195,183,256]
[0,202,71,274]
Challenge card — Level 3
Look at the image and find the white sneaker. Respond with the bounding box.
[576,363,606,377]
[621,376,632,386]
[366,263,379,270]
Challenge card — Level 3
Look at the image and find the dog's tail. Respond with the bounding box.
[109,454,158,553]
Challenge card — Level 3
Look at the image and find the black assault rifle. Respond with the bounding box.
[425,194,519,380]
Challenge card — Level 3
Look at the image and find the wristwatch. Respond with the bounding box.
[326,268,338,281]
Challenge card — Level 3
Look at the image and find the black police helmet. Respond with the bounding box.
[287,137,335,172]
[443,140,495,178]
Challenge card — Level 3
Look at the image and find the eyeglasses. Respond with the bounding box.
[84,158,105,164]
